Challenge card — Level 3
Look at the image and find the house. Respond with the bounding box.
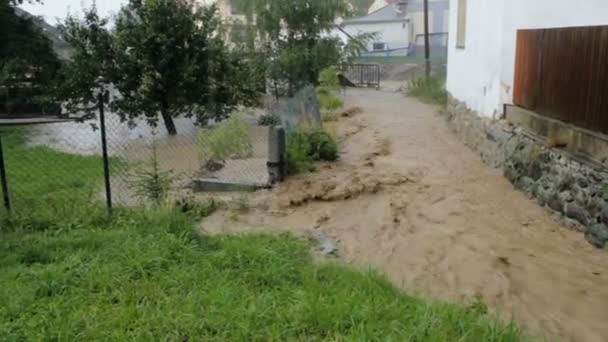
[445,0,608,248]
[339,0,449,57]
[447,0,608,121]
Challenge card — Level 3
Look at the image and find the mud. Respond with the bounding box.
[202,88,608,342]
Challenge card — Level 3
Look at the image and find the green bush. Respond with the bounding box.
[257,113,281,126]
[317,87,344,112]
[287,128,339,174]
[408,76,448,105]
[287,130,315,175]
[198,114,253,165]
[308,129,339,161]
[316,66,344,120]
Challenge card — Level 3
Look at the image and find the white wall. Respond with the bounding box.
[447,0,506,118]
[342,21,410,52]
[447,0,608,118]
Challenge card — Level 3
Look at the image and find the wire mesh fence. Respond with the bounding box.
[0,78,338,224]
[0,88,324,220]
[0,122,106,223]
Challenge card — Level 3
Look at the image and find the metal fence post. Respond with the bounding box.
[0,135,11,212]
[98,92,112,212]
[268,126,287,184]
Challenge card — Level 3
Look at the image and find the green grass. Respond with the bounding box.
[408,76,449,106]
[0,208,526,341]
[0,127,106,228]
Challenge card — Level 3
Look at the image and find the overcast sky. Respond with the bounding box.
[20,0,126,24]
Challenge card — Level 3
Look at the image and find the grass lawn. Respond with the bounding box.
[0,126,527,341]
[0,209,526,341]
[0,127,106,227]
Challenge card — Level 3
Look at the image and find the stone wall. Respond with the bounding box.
[445,95,608,249]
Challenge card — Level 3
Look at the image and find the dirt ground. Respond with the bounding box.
[202,87,608,342]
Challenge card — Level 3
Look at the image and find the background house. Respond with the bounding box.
[340,0,449,57]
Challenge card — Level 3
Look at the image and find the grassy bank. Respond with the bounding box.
[0,208,525,341]
[0,127,105,227]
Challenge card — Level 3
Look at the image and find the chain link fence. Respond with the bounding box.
[0,86,322,220]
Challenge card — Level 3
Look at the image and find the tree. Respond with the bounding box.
[232,0,371,95]
[57,6,114,119]
[59,0,260,135]
[1,0,62,114]
[112,0,259,135]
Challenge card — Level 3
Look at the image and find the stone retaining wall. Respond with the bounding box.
[445,95,608,249]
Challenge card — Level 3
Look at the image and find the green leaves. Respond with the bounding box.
[57,0,260,134]
[232,0,353,93]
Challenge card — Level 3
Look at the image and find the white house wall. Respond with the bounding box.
[447,0,506,118]
[447,0,608,119]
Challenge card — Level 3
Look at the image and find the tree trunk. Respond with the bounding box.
[161,110,177,135]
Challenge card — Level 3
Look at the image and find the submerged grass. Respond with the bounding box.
[0,207,526,341]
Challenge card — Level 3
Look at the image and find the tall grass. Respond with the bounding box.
[0,208,526,341]
[408,76,448,105]
[0,127,107,230]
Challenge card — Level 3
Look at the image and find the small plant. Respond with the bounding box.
[198,114,253,170]
[317,66,344,121]
[408,76,448,105]
[258,113,281,126]
[129,140,178,206]
[321,111,338,122]
[287,128,339,174]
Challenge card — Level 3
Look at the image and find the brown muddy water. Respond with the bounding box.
[203,87,608,342]
[26,112,268,204]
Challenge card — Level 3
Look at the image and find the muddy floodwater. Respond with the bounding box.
[204,87,608,342]
[27,112,200,156]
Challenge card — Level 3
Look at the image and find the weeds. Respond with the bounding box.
[408,76,448,105]
[317,66,344,122]
[198,114,253,170]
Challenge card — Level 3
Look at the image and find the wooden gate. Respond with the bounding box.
[513,26,608,134]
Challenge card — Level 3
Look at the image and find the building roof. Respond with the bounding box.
[342,3,407,25]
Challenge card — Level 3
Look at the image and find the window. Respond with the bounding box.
[456,0,467,49]
[373,42,387,51]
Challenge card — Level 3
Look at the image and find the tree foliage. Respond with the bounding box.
[1,0,61,112]
[57,6,113,118]
[58,0,260,134]
[232,0,369,94]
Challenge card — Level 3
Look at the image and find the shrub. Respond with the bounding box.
[318,66,340,90]
[198,114,253,167]
[258,113,281,126]
[287,130,315,175]
[408,76,448,105]
[317,87,344,112]
[308,129,339,161]
[287,128,339,174]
